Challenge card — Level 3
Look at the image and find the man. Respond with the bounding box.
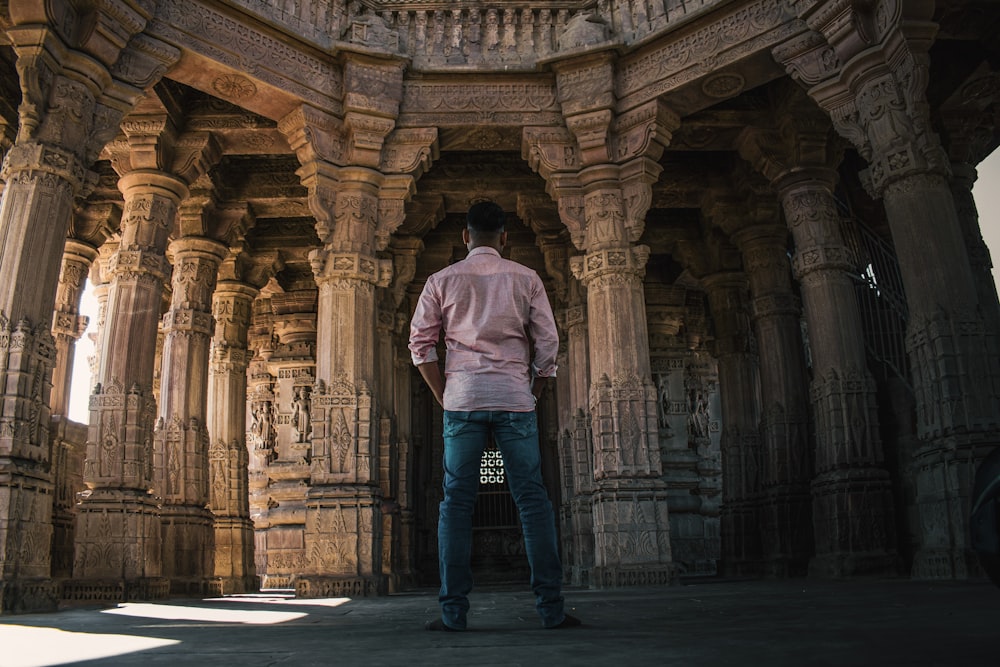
[409,201,581,631]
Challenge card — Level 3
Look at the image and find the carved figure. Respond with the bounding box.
[485,9,499,51]
[291,386,312,443]
[251,401,275,450]
[688,390,709,440]
[656,373,673,436]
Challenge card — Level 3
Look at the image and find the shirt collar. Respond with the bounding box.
[467,246,501,258]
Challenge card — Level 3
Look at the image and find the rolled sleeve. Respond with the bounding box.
[529,278,559,378]
[408,280,442,366]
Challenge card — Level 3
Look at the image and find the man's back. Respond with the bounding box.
[409,246,558,412]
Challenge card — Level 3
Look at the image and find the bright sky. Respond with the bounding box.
[63,151,1000,423]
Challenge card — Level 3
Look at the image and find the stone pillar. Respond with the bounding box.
[303,168,391,597]
[70,171,185,600]
[778,4,1000,578]
[558,270,595,585]
[701,272,764,576]
[742,223,813,575]
[949,163,1000,331]
[49,240,99,418]
[279,48,421,594]
[782,177,896,575]
[208,278,260,594]
[524,58,679,584]
[246,295,277,584]
[154,236,227,594]
[86,242,118,392]
[47,238,99,584]
[711,196,813,576]
[569,167,673,587]
[738,108,897,575]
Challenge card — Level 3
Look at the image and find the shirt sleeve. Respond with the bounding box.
[408,278,442,366]
[528,275,559,378]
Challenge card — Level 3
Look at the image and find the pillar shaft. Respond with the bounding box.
[72,171,187,596]
[300,170,389,597]
[50,240,99,417]
[154,236,226,594]
[883,173,1000,578]
[0,143,84,612]
[781,180,896,575]
[208,281,258,594]
[703,273,764,576]
[737,225,813,575]
[568,170,672,586]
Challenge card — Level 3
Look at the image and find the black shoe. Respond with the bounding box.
[546,613,582,629]
[425,618,463,632]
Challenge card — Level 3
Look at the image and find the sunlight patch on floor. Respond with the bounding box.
[205,594,353,608]
[0,625,180,667]
[102,602,306,624]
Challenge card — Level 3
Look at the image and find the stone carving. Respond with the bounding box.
[558,12,611,51]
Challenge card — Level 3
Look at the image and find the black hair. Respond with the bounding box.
[466,201,505,233]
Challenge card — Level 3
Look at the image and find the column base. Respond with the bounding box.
[217,576,260,595]
[295,574,387,598]
[591,565,678,588]
[910,547,980,580]
[1,578,59,614]
[808,551,899,578]
[61,577,170,604]
[168,577,224,597]
[569,566,592,587]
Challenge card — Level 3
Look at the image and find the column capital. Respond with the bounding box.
[569,244,649,288]
[380,128,439,178]
[310,250,392,289]
[774,4,945,194]
[108,121,222,187]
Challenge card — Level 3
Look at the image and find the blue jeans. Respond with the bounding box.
[438,410,566,629]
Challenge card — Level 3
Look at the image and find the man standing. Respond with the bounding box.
[409,201,581,631]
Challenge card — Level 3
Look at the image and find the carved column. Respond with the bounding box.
[47,239,98,584]
[558,269,595,586]
[710,196,813,576]
[278,49,427,594]
[779,4,1000,578]
[380,238,421,592]
[49,241,98,418]
[303,167,390,597]
[525,55,678,584]
[939,77,1000,332]
[86,242,118,392]
[701,271,764,576]
[569,168,673,586]
[246,295,277,584]
[0,7,176,611]
[154,236,227,594]
[208,275,261,595]
[71,170,182,599]
[739,109,896,575]
[782,176,896,575]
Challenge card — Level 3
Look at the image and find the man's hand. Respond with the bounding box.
[416,362,445,407]
[531,376,548,402]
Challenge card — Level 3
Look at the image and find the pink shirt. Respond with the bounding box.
[409,246,559,412]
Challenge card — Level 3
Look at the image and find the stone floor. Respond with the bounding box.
[0,578,996,666]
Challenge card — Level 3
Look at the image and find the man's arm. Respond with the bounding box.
[528,276,559,386]
[416,361,445,408]
[409,278,445,407]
